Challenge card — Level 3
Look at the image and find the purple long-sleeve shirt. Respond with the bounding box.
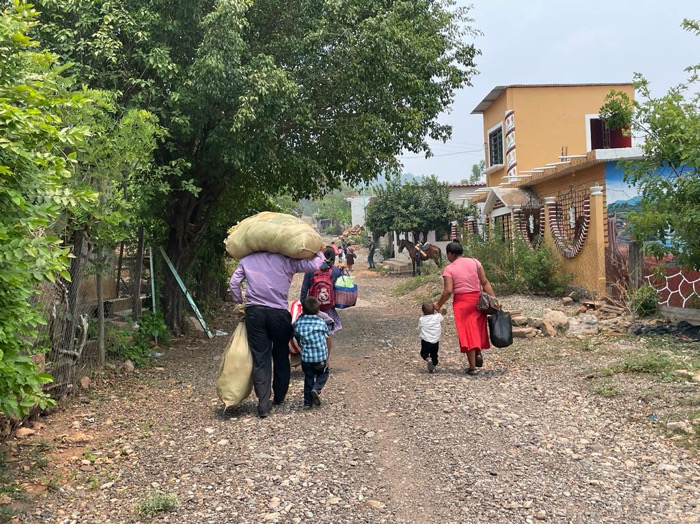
[229,251,324,310]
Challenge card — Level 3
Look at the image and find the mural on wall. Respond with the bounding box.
[605,162,700,308]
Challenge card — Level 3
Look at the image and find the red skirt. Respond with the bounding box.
[452,292,490,353]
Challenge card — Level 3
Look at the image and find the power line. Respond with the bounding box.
[399,149,483,159]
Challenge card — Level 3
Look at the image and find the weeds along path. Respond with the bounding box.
[5,255,700,523]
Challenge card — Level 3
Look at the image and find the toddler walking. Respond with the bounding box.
[293,296,331,408]
[419,301,443,373]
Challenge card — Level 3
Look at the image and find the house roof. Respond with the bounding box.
[483,188,542,215]
[447,183,486,188]
[471,82,633,114]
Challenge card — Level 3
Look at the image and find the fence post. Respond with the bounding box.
[96,252,106,367]
[628,241,643,290]
[132,226,145,318]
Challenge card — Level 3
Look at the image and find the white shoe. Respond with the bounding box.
[426,360,435,373]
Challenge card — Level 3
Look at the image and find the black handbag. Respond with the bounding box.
[477,292,499,315]
[488,310,513,348]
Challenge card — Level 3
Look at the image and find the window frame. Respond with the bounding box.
[487,122,504,167]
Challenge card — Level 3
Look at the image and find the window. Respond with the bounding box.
[488,125,503,166]
[589,118,632,150]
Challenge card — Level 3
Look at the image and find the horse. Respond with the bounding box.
[398,239,442,276]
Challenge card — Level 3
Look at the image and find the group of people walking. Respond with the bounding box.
[230,239,494,418]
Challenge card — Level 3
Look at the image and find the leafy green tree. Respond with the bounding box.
[55,90,161,369]
[36,0,480,330]
[366,175,473,241]
[600,19,700,270]
[462,160,485,184]
[0,2,93,417]
[315,191,352,232]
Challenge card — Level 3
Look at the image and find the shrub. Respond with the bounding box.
[462,232,572,295]
[627,285,659,317]
[108,312,169,367]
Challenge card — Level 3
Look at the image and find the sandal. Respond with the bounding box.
[465,367,478,376]
[475,351,484,368]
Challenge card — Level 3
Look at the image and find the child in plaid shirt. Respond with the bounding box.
[293,297,331,409]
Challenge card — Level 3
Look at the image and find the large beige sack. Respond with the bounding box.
[216,322,253,408]
[225,212,323,259]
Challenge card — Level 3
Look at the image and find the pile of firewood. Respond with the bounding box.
[342,225,365,237]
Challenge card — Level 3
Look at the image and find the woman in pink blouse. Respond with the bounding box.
[434,241,497,375]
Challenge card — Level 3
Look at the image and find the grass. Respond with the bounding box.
[136,491,181,517]
[392,272,441,296]
[591,379,623,397]
[599,339,699,378]
[616,352,676,374]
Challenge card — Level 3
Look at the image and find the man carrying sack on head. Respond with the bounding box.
[230,249,324,418]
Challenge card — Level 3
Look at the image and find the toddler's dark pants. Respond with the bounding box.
[420,339,439,366]
[301,361,329,406]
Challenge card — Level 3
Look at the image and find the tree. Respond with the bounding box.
[366,175,473,241]
[53,90,160,374]
[36,0,481,331]
[462,160,485,184]
[315,190,353,233]
[461,160,484,184]
[0,2,93,417]
[600,19,700,270]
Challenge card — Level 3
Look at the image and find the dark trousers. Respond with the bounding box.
[301,361,329,406]
[368,251,375,268]
[420,339,439,366]
[245,306,293,414]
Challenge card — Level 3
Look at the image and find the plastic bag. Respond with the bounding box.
[224,212,323,259]
[216,322,253,408]
[488,310,513,348]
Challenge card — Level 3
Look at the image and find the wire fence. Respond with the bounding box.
[30,233,152,399]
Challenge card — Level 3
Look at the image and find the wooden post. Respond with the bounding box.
[115,241,124,297]
[96,254,105,367]
[628,241,643,290]
[132,226,144,318]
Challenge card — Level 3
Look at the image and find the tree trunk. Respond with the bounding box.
[50,228,89,395]
[160,189,216,333]
[60,228,88,354]
[163,250,185,334]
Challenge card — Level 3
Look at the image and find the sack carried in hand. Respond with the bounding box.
[477,292,500,315]
[334,270,358,309]
[216,322,253,408]
[224,212,323,259]
[309,268,335,311]
[488,310,513,348]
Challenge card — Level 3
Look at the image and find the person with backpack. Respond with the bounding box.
[300,246,343,356]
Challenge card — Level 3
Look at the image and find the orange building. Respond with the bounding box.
[466,83,700,308]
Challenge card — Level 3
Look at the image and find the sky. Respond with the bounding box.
[398,0,698,183]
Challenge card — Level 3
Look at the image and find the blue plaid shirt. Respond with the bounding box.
[293,314,330,363]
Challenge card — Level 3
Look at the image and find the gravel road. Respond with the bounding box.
[7,254,700,523]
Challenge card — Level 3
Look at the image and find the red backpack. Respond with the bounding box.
[309,268,335,311]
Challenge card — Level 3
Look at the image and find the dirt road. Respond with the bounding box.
[7,258,700,523]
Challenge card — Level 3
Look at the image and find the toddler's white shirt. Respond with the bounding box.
[418,313,443,343]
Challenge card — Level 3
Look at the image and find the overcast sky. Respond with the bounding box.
[398,0,698,183]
